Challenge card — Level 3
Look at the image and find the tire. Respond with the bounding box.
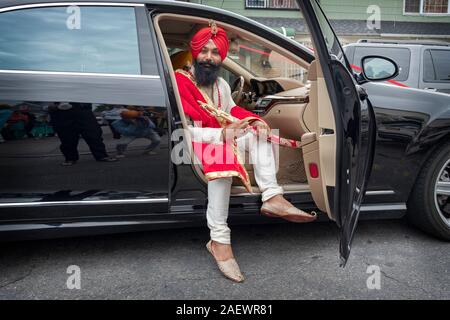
[408,142,450,240]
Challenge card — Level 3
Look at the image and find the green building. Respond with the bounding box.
[183,0,450,44]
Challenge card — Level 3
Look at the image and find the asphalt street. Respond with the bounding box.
[0,218,449,300]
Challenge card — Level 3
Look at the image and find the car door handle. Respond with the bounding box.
[321,128,335,135]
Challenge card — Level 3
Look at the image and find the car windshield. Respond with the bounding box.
[227,34,309,85]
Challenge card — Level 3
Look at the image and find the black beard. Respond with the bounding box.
[193,60,220,87]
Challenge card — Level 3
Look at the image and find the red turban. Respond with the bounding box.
[190,25,229,62]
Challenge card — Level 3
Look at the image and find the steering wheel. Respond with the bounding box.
[231,76,245,105]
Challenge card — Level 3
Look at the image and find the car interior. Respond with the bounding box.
[153,14,337,216]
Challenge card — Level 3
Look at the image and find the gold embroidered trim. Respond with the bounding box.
[176,69,217,109]
[177,69,252,191]
[205,170,252,193]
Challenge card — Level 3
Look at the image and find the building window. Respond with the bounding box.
[246,0,265,8]
[405,0,422,13]
[404,0,450,14]
[245,0,299,9]
[424,0,449,13]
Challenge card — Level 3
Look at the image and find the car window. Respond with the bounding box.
[423,50,437,82]
[219,67,238,87]
[0,6,141,74]
[353,47,411,81]
[228,36,309,85]
[310,0,348,69]
[423,49,450,82]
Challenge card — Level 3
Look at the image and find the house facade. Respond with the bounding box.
[183,0,450,45]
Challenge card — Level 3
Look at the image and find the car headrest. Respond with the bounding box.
[170,50,193,71]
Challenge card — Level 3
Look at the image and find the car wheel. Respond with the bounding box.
[408,143,450,240]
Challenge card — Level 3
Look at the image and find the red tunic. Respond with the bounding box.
[175,70,262,192]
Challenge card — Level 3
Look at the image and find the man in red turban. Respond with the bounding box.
[175,22,316,283]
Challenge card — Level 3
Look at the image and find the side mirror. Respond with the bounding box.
[358,55,399,84]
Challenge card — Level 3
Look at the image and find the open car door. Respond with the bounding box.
[298,0,376,266]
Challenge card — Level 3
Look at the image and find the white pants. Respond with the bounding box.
[206,132,284,244]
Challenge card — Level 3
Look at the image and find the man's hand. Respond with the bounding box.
[252,120,271,137]
[222,119,251,142]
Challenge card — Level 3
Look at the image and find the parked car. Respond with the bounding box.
[0,0,449,266]
[344,40,450,94]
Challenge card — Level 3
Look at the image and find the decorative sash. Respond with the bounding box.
[176,69,303,149]
[197,101,304,149]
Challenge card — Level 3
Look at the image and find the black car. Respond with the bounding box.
[0,0,449,266]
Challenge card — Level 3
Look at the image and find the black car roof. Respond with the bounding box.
[1,0,233,11]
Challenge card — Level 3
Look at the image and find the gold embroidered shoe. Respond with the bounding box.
[206,240,244,283]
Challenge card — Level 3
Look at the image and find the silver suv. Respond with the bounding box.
[344,40,450,94]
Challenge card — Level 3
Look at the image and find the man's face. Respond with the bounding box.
[193,40,222,87]
[196,40,222,66]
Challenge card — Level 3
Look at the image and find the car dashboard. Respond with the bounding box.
[236,77,311,140]
[247,78,310,117]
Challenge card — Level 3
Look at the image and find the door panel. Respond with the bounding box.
[0,4,170,222]
[302,56,337,218]
[317,75,337,216]
[0,76,170,221]
[302,134,327,212]
[299,0,376,266]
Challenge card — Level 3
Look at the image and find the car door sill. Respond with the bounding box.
[0,198,169,208]
[231,183,310,196]
[231,185,396,197]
